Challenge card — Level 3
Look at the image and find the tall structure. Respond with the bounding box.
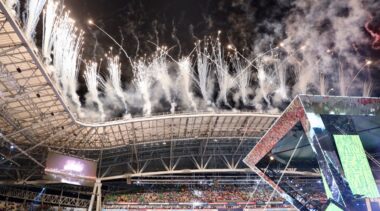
[244,95,380,210]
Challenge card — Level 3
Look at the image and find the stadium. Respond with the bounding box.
[0,0,380,211]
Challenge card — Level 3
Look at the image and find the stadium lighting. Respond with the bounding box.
[88,19,93,25]
[192,202,202,207]
[327,88,334,95]
[227,44,235,50]
[269,155,274,161]
[10,145,14,150]
[366,59,373,66]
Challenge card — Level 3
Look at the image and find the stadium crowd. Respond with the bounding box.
[105,184,325,204]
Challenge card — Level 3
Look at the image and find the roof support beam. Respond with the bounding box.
[0,132,44,168]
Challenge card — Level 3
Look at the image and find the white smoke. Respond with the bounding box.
[5,0,19,16]
[24,0,46,39]
[281,0,377,97]
[42,0,57,64]
[18,0,379,122]
[83,61,105,121]
[49,10,84,117]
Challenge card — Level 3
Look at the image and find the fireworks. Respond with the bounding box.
[195,41,212,105]
[178,57,198,112]
[42,0,58,63]
[24,0,46,39]
[18,0,374,122]
[106,56,128,115]
[133,59,154,116]
[83,61,106,121]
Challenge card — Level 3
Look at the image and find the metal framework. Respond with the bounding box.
[0,2,279,150]
[244,95,380,210]
[0,186,90,207]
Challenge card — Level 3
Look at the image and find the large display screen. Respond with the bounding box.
[44,151,97,186]
[334,135,379,198]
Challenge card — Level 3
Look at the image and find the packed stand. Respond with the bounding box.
[104,184,315,204]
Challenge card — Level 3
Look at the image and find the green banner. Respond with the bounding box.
[334,135,379,198]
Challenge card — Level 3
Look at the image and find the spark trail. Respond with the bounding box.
[42,0,58,64]
[152,47,176,113]
[51,11,84,116]
[106,56,129,116]
[15,0,378,121]
[133,59,154,116]
[196,41,213,105]
[24,0,46,39]
[212,37,235,107]
[231,53,252,105]
[84,61,105,121]
[178,57,197,111]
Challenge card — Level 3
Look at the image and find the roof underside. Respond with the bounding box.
[0,5,279,150]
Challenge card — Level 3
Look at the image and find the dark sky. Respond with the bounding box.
[63,0,380,97]
[64,0,290,61]
[64,0,292,87]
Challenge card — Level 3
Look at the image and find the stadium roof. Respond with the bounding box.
[0,3,279,150]
[0,2,287,182]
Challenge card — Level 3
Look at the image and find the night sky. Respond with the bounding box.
[63,0,380,97]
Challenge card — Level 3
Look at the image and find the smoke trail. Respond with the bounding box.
[171,22,182,58]
[282,0,376,97]
[178,57,197,111]
[363,79,373,97]
[24,0,47,40]
[42,0,58,64]
[5,0,19,16]
[83,61,105,121]
[132,31,140,56]
[106,56,129,115]
[91,33,99,60]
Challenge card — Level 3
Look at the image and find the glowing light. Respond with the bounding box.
[269,156,274,160]
[365,59,372,66]
[192,202,202,207]
[63,160,84,172]
[25,0,47,39]
[88,19,93,25]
